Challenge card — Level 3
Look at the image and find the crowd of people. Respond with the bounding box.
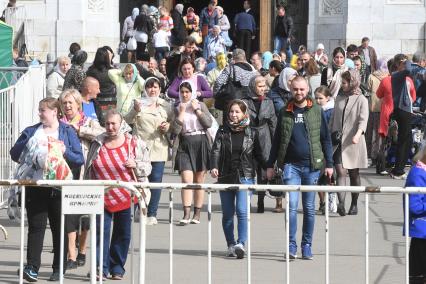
[8,0,426,282]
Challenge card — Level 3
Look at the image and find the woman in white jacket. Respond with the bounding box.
[46,56,71,99]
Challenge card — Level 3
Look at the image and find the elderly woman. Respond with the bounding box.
[205,25,226,63]
[242,76,277,213]
[321,47,349,98]
[10,97,84,282]
[108,63,145,116]
[171,81,212,225]
[216,6,232,48]
[124,77,173,225]
[47,56,71,98]
[59,88,104,270]
[329,70,369,216]
[84,110,151,280]
[404,143,426,283]
[63,50,88,92]
[122,7,139,62]
[167,58,213,102]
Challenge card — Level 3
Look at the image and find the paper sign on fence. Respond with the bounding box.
[62,186,104,214]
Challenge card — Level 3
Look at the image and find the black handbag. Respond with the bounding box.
[214,65,246,111]
[331,131,342,146]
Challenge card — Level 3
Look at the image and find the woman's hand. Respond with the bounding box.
[124,158,136,168]
[158,121,170,133]
[210,168,219,178]
[191,99,200,111]
[178,103,187,113]
[266,168,275,180]
[352,130,362,144]
[59,143,66,154]
[134,99,142,112]
[196,91,202,98]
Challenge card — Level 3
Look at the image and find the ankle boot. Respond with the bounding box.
[272,198,284,213]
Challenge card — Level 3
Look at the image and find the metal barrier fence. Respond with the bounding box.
[0,180,420,284]
[0,65,46,208]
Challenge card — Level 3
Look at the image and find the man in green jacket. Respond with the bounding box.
[266,76,333,260]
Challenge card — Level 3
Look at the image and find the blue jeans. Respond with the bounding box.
[281,163,320,249]
[96,208,131,276]
[147,162,165,217]
[273,36,293,61]
[219,177,254,246]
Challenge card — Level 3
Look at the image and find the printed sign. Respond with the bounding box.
[62,186,104,214]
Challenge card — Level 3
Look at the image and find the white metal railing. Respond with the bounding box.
[1,180,419,284]
[0,65,46,208]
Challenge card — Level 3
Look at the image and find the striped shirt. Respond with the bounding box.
[92,136,136,212]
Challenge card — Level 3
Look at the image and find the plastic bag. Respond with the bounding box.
[127,36,137,51]
[44,137,73,180]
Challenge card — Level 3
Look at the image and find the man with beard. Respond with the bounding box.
[266,76,333,260]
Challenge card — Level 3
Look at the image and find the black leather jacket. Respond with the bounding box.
[211,125,260,183]
[274,15,293,38]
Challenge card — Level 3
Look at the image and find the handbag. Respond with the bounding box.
[214,65,246,111]
[127,36,137,51]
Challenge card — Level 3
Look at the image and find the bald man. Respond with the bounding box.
[81,76,100,120]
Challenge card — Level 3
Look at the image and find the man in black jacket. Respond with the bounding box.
[165,36,199,83]
[273,3,293,62]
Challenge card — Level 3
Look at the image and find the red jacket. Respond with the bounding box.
[376,75,416,136]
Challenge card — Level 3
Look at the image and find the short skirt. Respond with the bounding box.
[174,134,210,172]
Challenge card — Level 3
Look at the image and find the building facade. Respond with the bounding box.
[1,0,425,61]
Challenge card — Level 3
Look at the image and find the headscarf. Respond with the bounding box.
[122,63,138,83]
[54,63,66,78]
[227,100,250,132]
[216,52,227,70]
[278,67,298,92]
[262,51,273,70]
[60,111,85,128]
[140,77,161,106]
[345,58,355,70]
[342,69,362,97]
[175,4,184,14]
[375,56,390,74]
[131,7,139,21]
[178,81,197,104]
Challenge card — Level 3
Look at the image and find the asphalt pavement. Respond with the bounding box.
[0,164,407,284]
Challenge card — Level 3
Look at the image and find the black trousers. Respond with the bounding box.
[410,238,426,282]
[237,29,252,60]
[25,187,68,272]
[136,41,147,59]
[392,109,412,175]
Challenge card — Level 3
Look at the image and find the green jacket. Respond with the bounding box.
[276,99,324,170]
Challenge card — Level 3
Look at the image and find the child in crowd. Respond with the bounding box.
[153,23,171,63]
[314,86,336,214]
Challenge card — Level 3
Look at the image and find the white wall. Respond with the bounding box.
[308,0,426,58]
[18,0,120,62]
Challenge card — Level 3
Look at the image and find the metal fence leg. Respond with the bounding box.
[100,213,104,283]
[208,190,212,284]
[247,190,251,284]
[130,198,135,284]
[19,186,25,284]
[140,201,146,284]
[169,189,174,284]
[59,209,65,284]
[365,193,369,284]
[285,191,290,284]
[405,193,409,284]
[325,191,329,284]
[90,214,96,284]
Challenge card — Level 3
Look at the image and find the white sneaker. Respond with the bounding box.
[226,245,236,257]
[146,217,158,226]
[233,243,245,259]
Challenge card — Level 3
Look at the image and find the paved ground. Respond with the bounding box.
[0,164,407,284]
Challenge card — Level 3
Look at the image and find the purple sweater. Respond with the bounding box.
[167,75,213,101]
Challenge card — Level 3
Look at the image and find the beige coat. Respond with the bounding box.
[330,93,369,169]
[367,71,388,112]
[124,98,173,162]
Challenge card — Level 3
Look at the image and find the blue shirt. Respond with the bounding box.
[234,12,256,32]
[82,100,98,120]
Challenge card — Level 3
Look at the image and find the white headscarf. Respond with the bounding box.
[132,8,139,21]
[179,81,197,104]
[279,67,298,92]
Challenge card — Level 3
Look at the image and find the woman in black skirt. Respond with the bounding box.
[171,81,212,225]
